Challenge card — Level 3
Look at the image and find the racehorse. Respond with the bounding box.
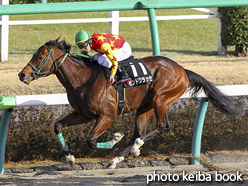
[18,38,244,168]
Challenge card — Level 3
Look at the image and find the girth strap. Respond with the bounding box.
[113,83,131,116]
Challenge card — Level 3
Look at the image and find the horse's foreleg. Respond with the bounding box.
[96,132,124,149]
[56,132,75,165]
[54,111,93,166]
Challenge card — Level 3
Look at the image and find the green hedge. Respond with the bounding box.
[2,98,248,162]
[218,6,248,56]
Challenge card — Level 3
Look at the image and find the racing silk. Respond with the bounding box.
[91,33,126,76]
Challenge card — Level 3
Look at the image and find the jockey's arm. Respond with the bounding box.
[100,43,118,76]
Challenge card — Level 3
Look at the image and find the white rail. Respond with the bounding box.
[0,0,225,62]
[13,85,248,108]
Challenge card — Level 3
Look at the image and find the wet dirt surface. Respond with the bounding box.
[1,152,248,186]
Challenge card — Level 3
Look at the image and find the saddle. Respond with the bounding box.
[103,56,153,115]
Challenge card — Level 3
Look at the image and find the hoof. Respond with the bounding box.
[66,154,75,166]
[108,161,116,169]
[131,147,140,158]
[108,156,124,169]
[131,138,144,157]
[112,133,124,145]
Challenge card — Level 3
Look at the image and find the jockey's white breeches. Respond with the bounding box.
[93,42,132,69]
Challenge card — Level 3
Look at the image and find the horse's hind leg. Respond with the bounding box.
[54,111,93,166]
[109,104,154,168]
[131,70,188,157]
[131,107,171,157]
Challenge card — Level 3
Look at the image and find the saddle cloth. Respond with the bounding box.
[104,57,153,88]
[122,58,153,87]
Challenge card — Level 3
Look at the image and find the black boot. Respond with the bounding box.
[117,66,132,83]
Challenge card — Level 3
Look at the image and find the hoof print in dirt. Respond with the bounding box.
[126,159,150,168]
[7,167,34,173]
[165,156,191,165]
[115,161,129,169]
[209,153,248,163]
[30,166,57,172]
[79,162,103,170]
[33,170,61,176]
[149,159,170,167]
[52,163,82,171]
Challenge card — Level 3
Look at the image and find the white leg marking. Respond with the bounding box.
[65,154,75,166]
[131,138,144,157]
[108,156,124,169]
[112,132,124,145]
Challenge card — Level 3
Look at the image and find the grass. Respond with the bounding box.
[8,8,220,61]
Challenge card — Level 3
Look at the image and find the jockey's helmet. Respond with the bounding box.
[75,30,91,49]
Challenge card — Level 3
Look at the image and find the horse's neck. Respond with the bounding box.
[56,57,91,91]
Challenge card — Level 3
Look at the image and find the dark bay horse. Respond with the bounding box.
[18,38,244,168]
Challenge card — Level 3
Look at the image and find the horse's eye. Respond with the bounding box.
[38,56,43,60]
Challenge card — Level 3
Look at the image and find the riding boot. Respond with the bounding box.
[117,66,132,83]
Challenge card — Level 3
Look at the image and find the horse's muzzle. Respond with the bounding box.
[18,72,25,82]
[18,72,33,84]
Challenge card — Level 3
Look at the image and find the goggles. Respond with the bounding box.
[79,40,89,49]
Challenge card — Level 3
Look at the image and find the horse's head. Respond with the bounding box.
[18,38,63,84]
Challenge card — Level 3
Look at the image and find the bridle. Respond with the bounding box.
[28,45,68,79]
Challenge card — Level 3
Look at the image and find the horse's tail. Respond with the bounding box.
[185,69,245,118]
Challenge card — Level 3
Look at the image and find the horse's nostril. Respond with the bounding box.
[18,72,25,81]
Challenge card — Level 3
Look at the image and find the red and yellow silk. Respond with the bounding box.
[91,33,126,75]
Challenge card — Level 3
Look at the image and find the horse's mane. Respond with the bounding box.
[55,39,71,54]
[45,39,94,65]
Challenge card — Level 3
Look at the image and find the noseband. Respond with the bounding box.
[28,45,68,79]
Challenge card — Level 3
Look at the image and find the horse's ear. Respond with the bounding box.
[49,37,60,48]
[53,37,60,46]
[55,36,60,43]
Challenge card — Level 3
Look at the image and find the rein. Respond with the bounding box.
[71,52,94,60]
[28,45,68,79]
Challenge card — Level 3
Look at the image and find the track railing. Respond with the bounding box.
[0,6,221,62]
[0,84,248,174]
[1,0,248,61]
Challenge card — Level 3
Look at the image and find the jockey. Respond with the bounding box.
[75,30,132,84]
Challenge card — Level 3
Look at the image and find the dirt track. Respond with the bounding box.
[0,55,247,96]
[1,161,248,186]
